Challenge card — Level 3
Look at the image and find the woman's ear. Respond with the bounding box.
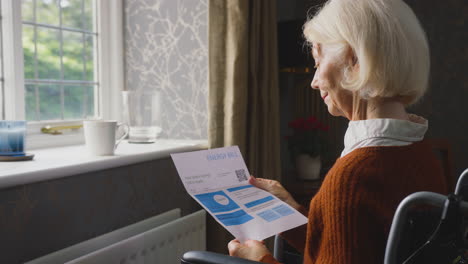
[352,54,358,67]
[346,45,358,70]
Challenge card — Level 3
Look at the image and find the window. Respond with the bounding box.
[22,0,97,121]
[1,0,124,148]
[0,1,4,120]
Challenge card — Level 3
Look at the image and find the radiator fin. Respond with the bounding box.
[27,209,181,264]
[66,210,206,264]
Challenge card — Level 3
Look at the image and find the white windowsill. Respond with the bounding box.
[0,139,208,189]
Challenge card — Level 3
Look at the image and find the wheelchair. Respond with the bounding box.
[182,169,468,264]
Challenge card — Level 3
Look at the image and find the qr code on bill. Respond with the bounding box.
[235,169,248,182]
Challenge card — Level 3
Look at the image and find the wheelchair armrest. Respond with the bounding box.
[181,251,263,264]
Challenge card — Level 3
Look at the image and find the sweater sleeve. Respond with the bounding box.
[308,164,386,263]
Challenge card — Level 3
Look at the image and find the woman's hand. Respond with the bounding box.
[228,239,271,261]
[249,176,301,210]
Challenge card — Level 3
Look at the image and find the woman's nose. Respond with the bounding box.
[311,73,319,90]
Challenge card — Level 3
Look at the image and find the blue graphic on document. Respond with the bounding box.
[244,196,274,208]
[195,191,240,213]
[257,210,281,222]
[257,204,295,222]
[216,210,254,226]
[227,185,253,192]
[272,204,294,216]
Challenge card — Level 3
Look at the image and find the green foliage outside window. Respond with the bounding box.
[22,0,95,121]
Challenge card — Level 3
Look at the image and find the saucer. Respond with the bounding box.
[0,153,35,161]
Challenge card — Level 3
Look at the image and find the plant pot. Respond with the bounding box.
[295,154,321,180]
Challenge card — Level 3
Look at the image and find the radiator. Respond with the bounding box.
[66,210,206,264]
[27,209,181,264]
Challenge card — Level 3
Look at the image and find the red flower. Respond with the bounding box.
[306,116,317,124]
[288,118,306,130]
[319,124,330,131]
[286,116,328,159]
[287,116,329,134]
[288,116,327,132]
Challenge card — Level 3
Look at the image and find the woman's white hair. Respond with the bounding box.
[304,0,430,105]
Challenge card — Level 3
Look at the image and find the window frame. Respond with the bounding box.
[0,0,4,120]
[0,0,124,149]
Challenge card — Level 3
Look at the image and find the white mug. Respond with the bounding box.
[83,120,129,156]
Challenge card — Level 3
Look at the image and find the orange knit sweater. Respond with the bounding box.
[261,141,447,264]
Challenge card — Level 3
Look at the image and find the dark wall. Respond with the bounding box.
[405,0,468,178]
[277,0,468,178]
[0,158,200,264]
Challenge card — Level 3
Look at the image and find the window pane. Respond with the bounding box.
[23,25,36,79]
[22,0,34,22]
[85,85,95,117]
[0,1,3,80]
[25,85,38,121]
[63,31,84,80]
[39,84,62,120]
[37,27,61,79]
[64,85,94,119]
[85,34,94,81]
[64,85,82,119]
[62,0,84,30]
[83,0,93,31]
[37,0,59,26]
[21,0,97,122]
[0,1,3,119]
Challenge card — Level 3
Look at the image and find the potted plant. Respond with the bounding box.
[286,116,329,180]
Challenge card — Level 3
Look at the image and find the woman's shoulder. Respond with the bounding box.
[323,140,445,191]
[329,146,389,178]
[324,152,376,187]
[338,140,435,165]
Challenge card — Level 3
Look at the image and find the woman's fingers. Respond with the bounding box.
[245,239,265,246]
[228,239,241,254]
[228,239,271,261]
[249,176,300,209]
[249,175,274,191]
[248,175,257,186]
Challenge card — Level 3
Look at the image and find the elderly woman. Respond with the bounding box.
[228,0,447,263]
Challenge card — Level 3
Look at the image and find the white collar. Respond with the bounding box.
[341,114,428,157]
